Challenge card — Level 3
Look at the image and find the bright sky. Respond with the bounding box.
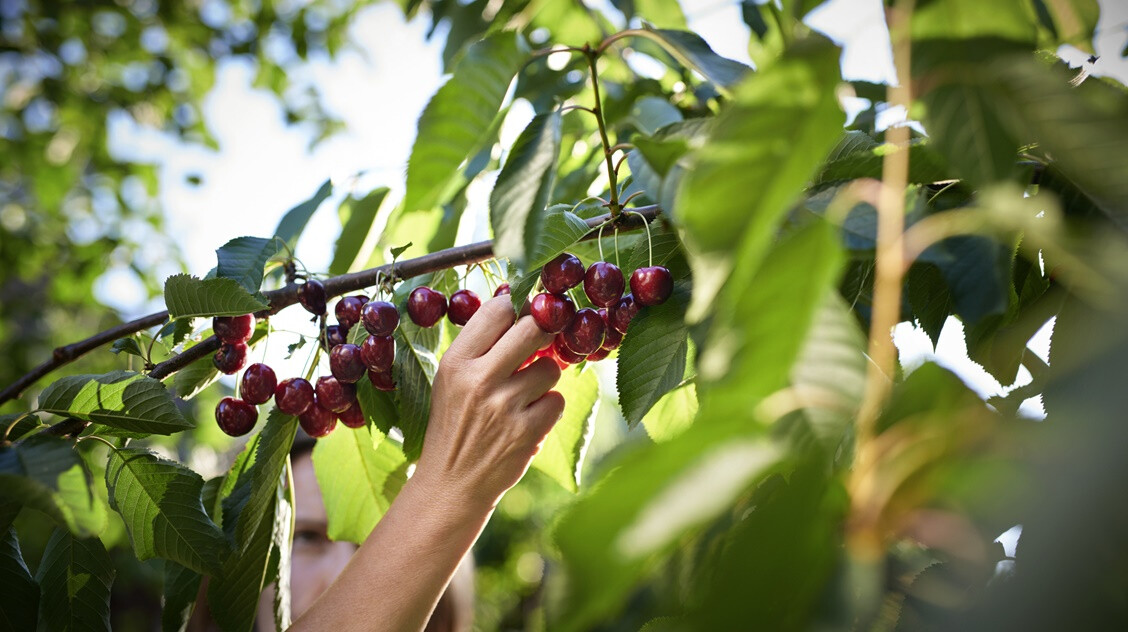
[96,0,1128,417]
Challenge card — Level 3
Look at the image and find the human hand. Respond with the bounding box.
[414,295,565,511]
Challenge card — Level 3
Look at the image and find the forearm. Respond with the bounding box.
[290,470,492,632]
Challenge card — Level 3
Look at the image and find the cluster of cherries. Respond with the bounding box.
[526,254,672,367]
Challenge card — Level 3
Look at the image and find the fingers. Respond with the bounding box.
[524,390,566,438]
[505,357,562,407]
[483,314,554,378]
[445,296,517,360]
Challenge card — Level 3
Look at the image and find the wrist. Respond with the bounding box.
[408,457,500,522]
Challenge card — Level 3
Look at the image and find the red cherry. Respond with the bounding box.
[215,397,258,437]
[598,309,623,350]
[298,279,327,315]
[361,300,399,337]
[213,342,248,375]
[367,369,396,392]
[315,375,357,413]
[274,377,314,416]
[240,363,277,405]
[630,266,673,306]
[541,253,585,294]
[562,308,606,355]
[538,344,568,370]
[583,262,625,308]
[324,324,349,350]
[213,314,254,344]
[587,346,612,362]
[360,335,395,373]
[608,294,640,334]
[553,334,586,365]
[299,400,337,438]
[338,403,365,429]
[329,343,366,383]
[407,286,447,328]
[335,296,365,329]
[530,292,576,334]
[494,283,510,297]
[448,289,481,326]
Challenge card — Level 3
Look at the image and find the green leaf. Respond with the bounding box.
[910,0,1038,44]
[532,365,599,492]
[0,434,105,537]
[329,187,389,275]
[639,27,752,89]
[624,96,683,135]
[641,383,697,443]
[35,528,115,632]
[208,490,286,632]
[527,205,593,271]
[105,448,229,574]
[918,235,1010,328]
[490,110,563,268]
[160,562,202,632]
[356,377,399,436]
[813,131,951,185]
[405,32,528,212]
[230,410,298,551]
[617,283,690,426]
[157,318,196,346]
[0,525,38,632]
[215,236,282,294]
[312,425,407,544]
[37,371,193,435]
[920,80,1021,185]
[741,0,770,39]
[269,474,293,631]
[110,337,145,358]
[164,274,269,319]
[1,412,41,442]
[169,356,221,400]
[273,179,333,248]
[392,329,438,461]
[626,119,711,215]
[907,263,953,347]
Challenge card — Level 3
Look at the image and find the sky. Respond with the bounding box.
[96,0,1128,420]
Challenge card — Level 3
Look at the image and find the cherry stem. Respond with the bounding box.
[76,434,119,451]
[2,411,35,444]
[614,225,621,268]
[625,210,654,266]
[560,104,597,115]
[597,221,607,262]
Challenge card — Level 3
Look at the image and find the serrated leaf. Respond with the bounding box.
[216,236,282,294]
[208,490,284,632]
[38,370,192,435]
[625,221,684,276]
[405,32,528,212]
[813,131,950,185]
[230,411,298,551]
[270,474,292,631]
[0,525,38,632]
[110,337,145,358]
[356,377,398,436]
[330,187,389,276]
[528,205,593,270]
[508,268,541,314]
[0,434,105,537]
[617,284,690,426]
[274,179,333,248]
[161,562,202,632]
[907,263,953,347]
[35,528,115,632]
[312,425,407,544]
[639,26,752,89]
[532,366,599,492]
[490,110,563,268]
[392,330,437,461]
[641,383,697,443]
[918,235,1010,328]
[389,242,413,259]
[105,448,228,574]
[626,119,709,215]
[157,318,196,346]
[164,274,269,319]
[920,81,1020,185]
[169,356,222,400]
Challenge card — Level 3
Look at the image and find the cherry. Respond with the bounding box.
[562,308,606,355]
[494,283,510,297]
[541,253,585,294]
[598,308,623,350]
[407,286,447,328]
[630,266,673,306]
[213,342,248,375]
[298,279,327,315]
[338,403,365,429]
[538,344,568,370]
[586,346,611,362]
[240,363,277,405]
[367,369,396,392]
[299,400,337,438]
[215,397,258,437]
[360,335,394,373]
[553,334,586,365]
[275,377,314,416]
[607,294,640,334]
[448,289,481,326]
[329,343,366,383]
[361,300,399,336]
[315,375,357,413]
[324,324,349,349]
[213,314,254,344]
[530,292,576,334]
[335,296,366,329]
[583,262,625,308]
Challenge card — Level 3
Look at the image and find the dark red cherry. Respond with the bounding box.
[338,404,365,429]
[335,296,365,329]
[539,344,568,370]
[553,334,586,365]
[630,266,673,306]
[299,400,337,438]
[213,314,254,344]
[530,292,576,334]
[329,343,366,383]
[274,377,314,416]
[315,375,357,413]
[541,253,585,294]
[562,308,606,355]
[598,309,623,350]
[213,342,248,375]
[324,324,349,349]
[240,363,277,405]
[494,283,510,297]
[360,335,394,373]
[298,279,327,315]
[583,262,625,308]
[608,294,640,334]
[407,286,447,328]
[367,369,396,392]
[586,346,612,362]
[361,300,399,336]
[215,397,258,437]
[448,289,481,327]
